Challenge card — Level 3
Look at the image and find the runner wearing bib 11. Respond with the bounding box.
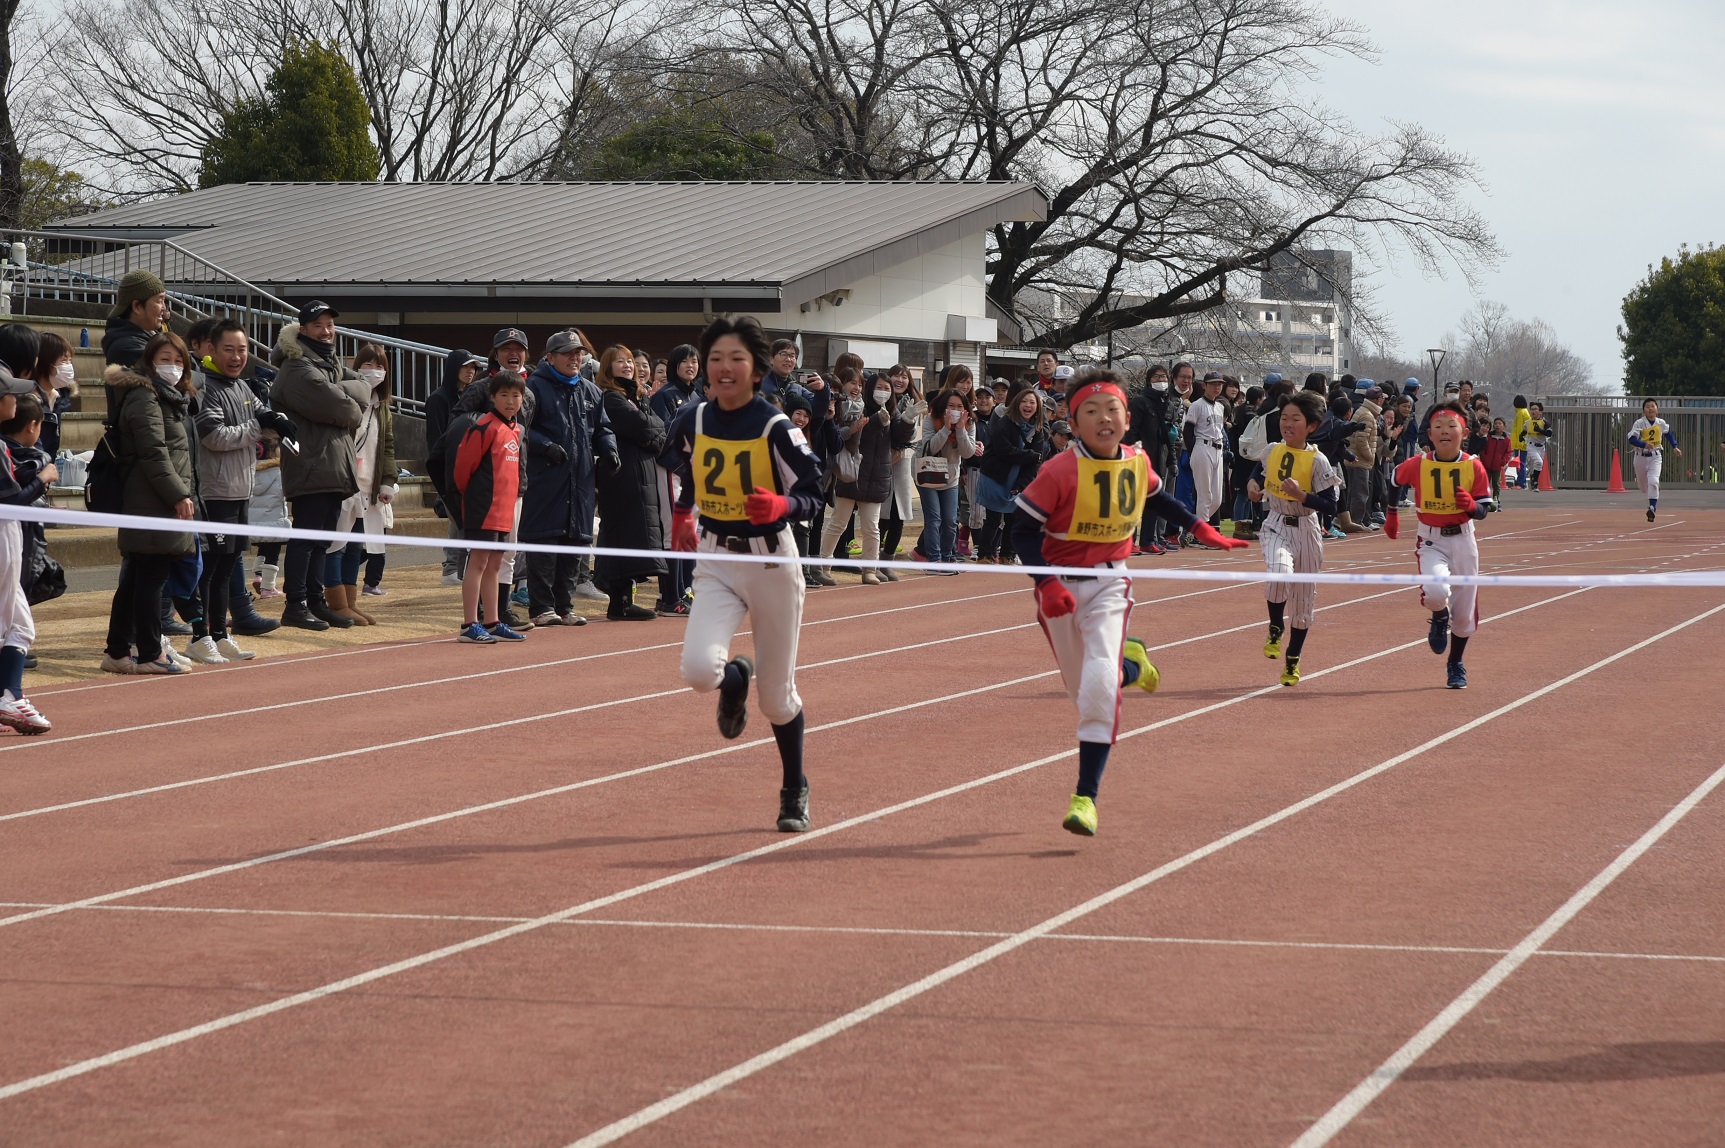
[1387,400,1493,690]
[661,316,825,833]
[1012,368,1246,837]
[1627,397,1680,522]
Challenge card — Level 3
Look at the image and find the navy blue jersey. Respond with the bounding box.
[661,395,825,537]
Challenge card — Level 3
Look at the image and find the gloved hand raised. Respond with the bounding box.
[259,409,298,440]
[744,490,789,525]
[598,450,623,477]
[1034,577,1076,618]
[540,441,569,467]
[1383,508,1399,539]
[1190,521,1249,551]
[1453,489,1477,514]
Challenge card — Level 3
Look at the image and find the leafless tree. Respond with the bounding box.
[1444,300,1601,403]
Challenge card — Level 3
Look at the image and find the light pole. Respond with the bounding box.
[1426,348,1446,402]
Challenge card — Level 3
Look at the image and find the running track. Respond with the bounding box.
[3,507,1723,1146]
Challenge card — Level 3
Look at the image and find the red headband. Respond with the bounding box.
[1070,381,1126,407]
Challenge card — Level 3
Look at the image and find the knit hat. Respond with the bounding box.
[111,269,166,320]
[781,390,812,416]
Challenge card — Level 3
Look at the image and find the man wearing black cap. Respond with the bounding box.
[522,329,619,626]
[270,301,371,630]
[427,349,487,584]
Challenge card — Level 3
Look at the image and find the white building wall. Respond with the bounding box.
[771,234,989,343]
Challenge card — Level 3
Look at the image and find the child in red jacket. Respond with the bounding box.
[451,373,526,644]
[1482,418,1512,511]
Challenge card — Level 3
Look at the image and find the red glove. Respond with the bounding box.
[672,508,698,552]
[1034,578,1076,618]
[1453,490,1476,514]
[744,489,790,525]
[1384,508,1399,540]
[1191,521,1249,551]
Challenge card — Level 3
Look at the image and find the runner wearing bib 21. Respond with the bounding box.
[1012,368,1246,837]
[662,316,825,834]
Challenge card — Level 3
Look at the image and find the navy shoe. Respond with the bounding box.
[717,655,753,739]
[1427,610,1450,655]
[1446,662,1468,690]
[487,622,527,642]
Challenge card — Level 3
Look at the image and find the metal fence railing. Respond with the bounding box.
[1543,396,1725,488]
[7,229,450,415]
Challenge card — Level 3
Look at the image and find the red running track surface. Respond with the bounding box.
[2,506,1723,1146]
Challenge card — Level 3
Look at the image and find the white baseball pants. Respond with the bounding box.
[1416,522,1479,638]
[681,526,806,725]
[1037,570,1133,744]
[1635,452,1662,501]
[1192,442,1225,522]
[1262,512,1322,629]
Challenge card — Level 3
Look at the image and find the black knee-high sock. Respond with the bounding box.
[0,645,25,698]
[1448,634,1469,666]
[772,711,806,790]
[1268,601,1285,631]
[1077,740,1110,799]
[1286,627,1308,658]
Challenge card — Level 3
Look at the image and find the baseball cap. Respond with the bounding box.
[464,352,487,369]
[544,329,587,355]
[1263,372,1283,385]
[1365,386,1385,402]
[492,327,529,350]
[1443,381,1461,394]
[1050,420,1072,436]
[1053,364,1076,380]
[1355,377,1374,390]
[1202,371,1225,383]
[297,300,339,325]
[0,365,30,395]
[1404,377,1421,390]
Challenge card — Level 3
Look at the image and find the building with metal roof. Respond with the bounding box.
[50,181,1046,378]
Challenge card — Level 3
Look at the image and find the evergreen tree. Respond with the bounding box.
[200,41,379,187]
[1619,245,1725,397]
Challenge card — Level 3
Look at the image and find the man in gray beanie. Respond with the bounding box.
[102,269,168,368]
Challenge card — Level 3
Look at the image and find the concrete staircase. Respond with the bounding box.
[35,317,444,568]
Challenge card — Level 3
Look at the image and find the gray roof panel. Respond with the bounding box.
[54,182,1046,302]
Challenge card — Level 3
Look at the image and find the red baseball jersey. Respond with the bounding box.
[1394,450,1491,527]
[1016,442,1157,567]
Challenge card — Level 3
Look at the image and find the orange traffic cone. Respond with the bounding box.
[1606,448,1626,492]
[1538,462,1554,491]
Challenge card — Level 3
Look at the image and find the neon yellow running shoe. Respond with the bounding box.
[847,539,863,556]
[1122,637,1159,694]
[1063,794,1098,836]
[1264,624,1283,660]
[1280,655,1301,687]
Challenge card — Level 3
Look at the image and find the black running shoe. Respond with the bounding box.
[1427,609,1450,655]
[717,655,753,739]
[777,783,810,832]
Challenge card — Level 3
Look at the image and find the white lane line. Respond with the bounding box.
[0,621,1045,825]
[0,582,1255,757]
[562,599,1725,1148]
[11,898,1725,967]
[0,587,1610,1099]
[1291,754,1725,1148]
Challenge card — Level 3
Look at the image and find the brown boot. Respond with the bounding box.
[1336,512,1366,535]
[330,583,371,625]
[344,583,377,625]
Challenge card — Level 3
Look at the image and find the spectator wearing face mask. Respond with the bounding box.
[321,344,396,625]
[818,370,895,584]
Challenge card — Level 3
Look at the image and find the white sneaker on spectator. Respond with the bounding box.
[0,694,51,734]
[166,646,197,669]
[441,571,462,587]
[574,581,606,601]
[186,636,229,664]
[531,611,562,627]
[99,653,135,675]
[216,637,257,661]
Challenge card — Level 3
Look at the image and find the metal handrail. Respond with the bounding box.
[1540,394,1725,409]
[6,228,452,414]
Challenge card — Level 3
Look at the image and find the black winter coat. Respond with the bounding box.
[979,410,1048,492]
[1126,387,1177,484]
[101,317,153,368]
[594,386,668,588]
[424,349,473,457]
[522,360,617,542]
[831,386,894,503]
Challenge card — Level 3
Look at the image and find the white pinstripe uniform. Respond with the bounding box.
[1259,443,1341,629]
[1183,396,1229,522]
[1628,417,1672,501]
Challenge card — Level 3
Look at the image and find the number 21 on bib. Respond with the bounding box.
[1070,454,1147,541]
[693,434,775,522]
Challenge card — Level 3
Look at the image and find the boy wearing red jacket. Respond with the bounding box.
[1386,401,1493,689]
[452,373,526,644]
[1013,368,1246,836]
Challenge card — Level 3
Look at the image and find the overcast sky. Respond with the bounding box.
[1315,0,1724,388]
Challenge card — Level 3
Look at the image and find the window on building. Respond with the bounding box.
[1262,309,1278,322]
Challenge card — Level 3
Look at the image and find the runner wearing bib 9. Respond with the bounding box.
[1245,391,1340,687]
[1387,400,1493,690]
[661,316,825,833]
[1012,368,1246,837]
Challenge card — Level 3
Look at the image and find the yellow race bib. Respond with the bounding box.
[1069,453,1148,543]
[1265,443,1316,496]
[1418,459,1467,515]
[693,433,775,522]
[1640,423,1662,448]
